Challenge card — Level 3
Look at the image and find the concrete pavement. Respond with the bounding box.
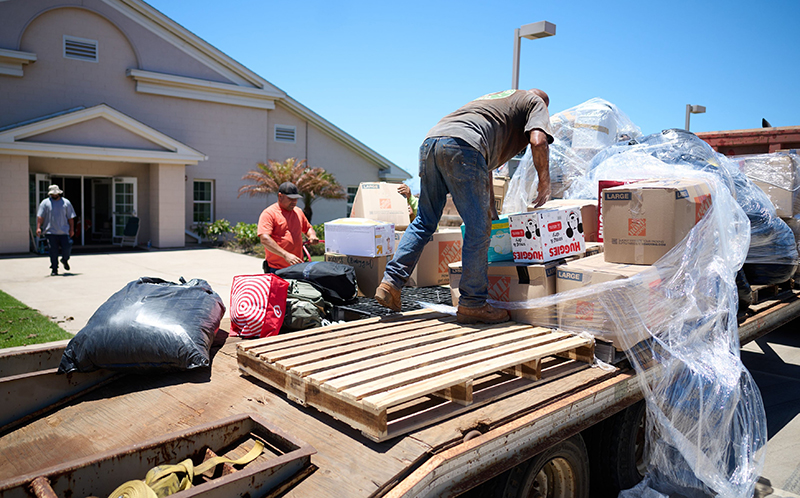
[0,247,262,334]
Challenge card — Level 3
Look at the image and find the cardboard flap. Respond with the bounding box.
[350,182,411,230]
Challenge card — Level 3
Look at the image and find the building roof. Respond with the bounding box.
[109,0,410,180]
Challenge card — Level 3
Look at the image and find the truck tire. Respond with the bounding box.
[591,400,647,496]
[500,434,590,498]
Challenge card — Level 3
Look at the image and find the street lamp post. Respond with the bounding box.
[512,21,556,90]
[685,104,706,131]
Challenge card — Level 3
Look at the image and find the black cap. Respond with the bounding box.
[278,182,302,199]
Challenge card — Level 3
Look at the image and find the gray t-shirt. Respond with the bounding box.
[37,197,76,235]
[426,89,554,170]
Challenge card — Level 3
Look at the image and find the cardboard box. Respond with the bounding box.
[449,260,559,325]
[602,179,712,265]
[493,176,510,212]
[349,182,411,230]
[325,252,388,298]
[537,199,599,242]
[555,254,658,350]
[460,217,513,262]
[325,218,395,258]
[394,228,463,287]
[734,153,798,217]
[597,180,639,242]
[508,206,586,264]
[440,194,462,227]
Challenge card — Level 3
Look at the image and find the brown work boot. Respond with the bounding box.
[375,281,402,311]
[457,303,510,324]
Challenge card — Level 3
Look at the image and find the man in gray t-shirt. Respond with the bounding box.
[36,184,76,276]
[376,89,554,324]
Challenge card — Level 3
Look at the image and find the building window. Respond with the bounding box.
[345,185,358,216]
[275,125,296,143]
[193,180,213,224]
[63,35,98,62]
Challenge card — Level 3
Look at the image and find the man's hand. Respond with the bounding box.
[36,227,42,237]
[532,179,551,208]
[397,184,411,199]
[306,235,319,245]
[285,253,303,266]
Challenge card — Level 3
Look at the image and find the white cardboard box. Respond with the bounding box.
[325,218,395,258]
[508,206,586,264]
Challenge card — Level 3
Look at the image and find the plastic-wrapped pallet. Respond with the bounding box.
[486,170,767,498]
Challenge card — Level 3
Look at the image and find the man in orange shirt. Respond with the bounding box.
[258,182,319,273]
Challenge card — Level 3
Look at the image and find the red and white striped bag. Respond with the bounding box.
[229,274,289,338]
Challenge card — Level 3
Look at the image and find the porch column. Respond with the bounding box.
[149,163,186,248]
[0,155,30,254]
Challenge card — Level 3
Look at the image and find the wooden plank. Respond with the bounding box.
[238,310,448,355]
[361,336,592,410]
[339,332,575,401]
[324,329,562,394]
[502,359,541,380]
[255,316,457,362]
[304,325,542,384]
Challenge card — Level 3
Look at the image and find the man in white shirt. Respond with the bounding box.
[36,184,76,276]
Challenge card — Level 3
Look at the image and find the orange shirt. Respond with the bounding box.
[257,203,311,269]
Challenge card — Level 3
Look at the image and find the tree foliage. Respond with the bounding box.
[238,158,346,222]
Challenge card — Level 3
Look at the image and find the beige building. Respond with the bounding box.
[0,0,409,254]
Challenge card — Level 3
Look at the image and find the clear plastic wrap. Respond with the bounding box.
[490,170,768,498]
[731,152,800,215]
[566,129,798,283]
[503,98,642,214]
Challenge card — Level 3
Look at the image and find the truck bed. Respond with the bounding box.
[1,288,797,497]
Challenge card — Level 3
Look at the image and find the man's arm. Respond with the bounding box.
[530,129,551,207]
[305,225,319,245]
[260,234,302,266]
[36,216,43,237]
[68,218,74,238]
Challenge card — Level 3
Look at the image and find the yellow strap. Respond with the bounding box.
[105,441,264,498]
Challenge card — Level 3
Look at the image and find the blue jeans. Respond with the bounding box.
[46,234,71,270]
[383,137,491,308]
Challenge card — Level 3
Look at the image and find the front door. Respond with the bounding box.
[112,177,137,239]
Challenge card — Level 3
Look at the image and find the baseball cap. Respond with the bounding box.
[278,182,302,199]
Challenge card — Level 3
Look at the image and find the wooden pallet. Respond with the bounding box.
[237,310,594,441]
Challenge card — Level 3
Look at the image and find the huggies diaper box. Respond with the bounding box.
[508,206,586,264]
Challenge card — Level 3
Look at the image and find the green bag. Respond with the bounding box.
[281,279,331,332]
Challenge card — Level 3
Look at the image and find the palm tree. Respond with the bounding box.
[238,158,346,222]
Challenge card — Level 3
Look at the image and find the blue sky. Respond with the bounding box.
[149,0,800,189]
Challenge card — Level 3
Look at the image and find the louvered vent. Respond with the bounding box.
[64,36,98,62]
[275,125,296,143]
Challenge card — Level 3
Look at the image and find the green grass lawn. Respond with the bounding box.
[0,290,72,349]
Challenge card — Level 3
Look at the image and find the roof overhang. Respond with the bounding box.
[0,48,37,77]
[0,104,207,164]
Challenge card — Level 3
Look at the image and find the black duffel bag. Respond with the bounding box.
[275,261,358,305]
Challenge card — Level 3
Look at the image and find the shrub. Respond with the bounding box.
[306,223,326,256]
[232,222,259,251]
[193,219,232,245]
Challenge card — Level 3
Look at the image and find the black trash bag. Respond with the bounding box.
[58,277,226,374]
[275,261,358,305]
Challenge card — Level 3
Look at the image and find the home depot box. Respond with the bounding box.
[325,218,395,258]
[349,182,411,230]
[536,199,599,242]
[508,206,586,264]
[394,228,463,287]
[602,179,712,265]
[460,217,513,262]
[597,180,639,242]
[555,254,658,350]
[325,252,388,298]
[449,260,559,325]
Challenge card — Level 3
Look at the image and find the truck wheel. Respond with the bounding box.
[592,400,647,495]
[501,434,590,498]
